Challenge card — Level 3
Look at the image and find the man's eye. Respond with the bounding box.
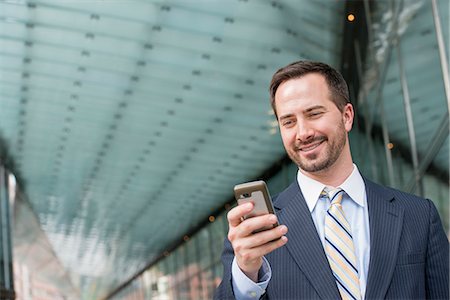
[309,112,323,117]
[282,120,294,126]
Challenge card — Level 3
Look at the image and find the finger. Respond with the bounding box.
[237,213,278,237]
[238,236,288,263]
[243,225,288,248]
[234,225,287,251]
[227,202,254,227]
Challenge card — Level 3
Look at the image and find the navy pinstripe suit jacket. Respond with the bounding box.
[214,178,449,299]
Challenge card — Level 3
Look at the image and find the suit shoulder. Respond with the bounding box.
[366,178,433,209]
[388,186,427,203]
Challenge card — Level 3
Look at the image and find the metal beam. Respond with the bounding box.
[0,167,11,290]
[431,0,450,115]
[396,41,423,195]
[362,0,397,187]
[406,113,449,193]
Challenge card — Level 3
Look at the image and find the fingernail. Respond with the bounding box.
[269,215,277,223]
[281,236,288,243]
[279,225,287,234]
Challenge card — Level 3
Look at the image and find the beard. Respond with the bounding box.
[286,121,347,173]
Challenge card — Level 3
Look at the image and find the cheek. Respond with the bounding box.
[280,129,295,146]
[323,118,343,133]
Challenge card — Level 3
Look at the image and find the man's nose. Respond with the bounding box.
[296,121,314,142]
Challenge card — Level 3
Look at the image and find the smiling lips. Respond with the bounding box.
[295,137,326,152]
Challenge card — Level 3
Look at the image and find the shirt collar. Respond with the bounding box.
[296,164,366,212]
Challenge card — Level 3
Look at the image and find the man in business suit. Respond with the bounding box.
[214,61,449,299]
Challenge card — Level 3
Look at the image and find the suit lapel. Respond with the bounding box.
[275,182,340,299]
[364,179,404,299]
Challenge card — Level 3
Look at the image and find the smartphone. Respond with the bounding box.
[234,180,279,232]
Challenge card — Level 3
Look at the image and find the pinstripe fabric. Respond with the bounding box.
[274,182,340,299]
[214,178,449,300]
[322,188,361,300]
[364,180,449,299]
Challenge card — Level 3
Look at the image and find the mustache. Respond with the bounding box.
[294,136,326,151]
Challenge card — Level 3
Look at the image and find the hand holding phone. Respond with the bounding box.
[227,180,288,282]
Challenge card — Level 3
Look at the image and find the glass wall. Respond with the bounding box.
[111,211,227,300]
[350,0,449,228]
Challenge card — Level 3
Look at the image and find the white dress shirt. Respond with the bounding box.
[232,164,370,300]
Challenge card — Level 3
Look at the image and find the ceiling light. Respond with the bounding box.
[347,14,355,22]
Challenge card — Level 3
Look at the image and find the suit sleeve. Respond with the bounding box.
[425,199,449,299]
[214,236,237,299]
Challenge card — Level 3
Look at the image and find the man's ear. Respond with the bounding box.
[343,103,354,132]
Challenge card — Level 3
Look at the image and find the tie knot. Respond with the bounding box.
[321,187,344,205]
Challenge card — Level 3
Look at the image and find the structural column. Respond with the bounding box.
[0,166,14,299]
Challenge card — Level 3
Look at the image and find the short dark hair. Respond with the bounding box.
[269,61,350,118]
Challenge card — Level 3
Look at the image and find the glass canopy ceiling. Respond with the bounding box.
[0,0,344,298]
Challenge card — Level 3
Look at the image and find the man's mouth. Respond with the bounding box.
[300,142,322,151]
[295,138,326,152]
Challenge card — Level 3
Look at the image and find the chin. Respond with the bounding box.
[295,156,330,173]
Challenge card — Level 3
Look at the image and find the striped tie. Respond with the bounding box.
[322,187,361,300]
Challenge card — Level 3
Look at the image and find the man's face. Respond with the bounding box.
[275,73,353,174]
